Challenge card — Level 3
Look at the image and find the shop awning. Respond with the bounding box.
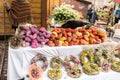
[76,0,92,4]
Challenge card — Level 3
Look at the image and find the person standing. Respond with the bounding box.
[114,8,120,24]
[87,5,98,25]
[3,0,33,31]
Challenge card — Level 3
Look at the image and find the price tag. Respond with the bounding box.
[113,29,120,38]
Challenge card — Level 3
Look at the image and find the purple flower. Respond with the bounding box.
[104,64,109,67]
[37,54,41,58]
[44,64,48,68]
[103,64,109,70]
[43,57,47,61]
[32,60,36,63]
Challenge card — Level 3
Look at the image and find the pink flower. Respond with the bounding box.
[28,63,43,80]
[76,61,80,64]
[70,55,74,58]
[66,62,70,66]
[114,0,120,2]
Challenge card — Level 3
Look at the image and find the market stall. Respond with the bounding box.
[7,41,120,80]
[5,0,120,80]
[7,23,120,80]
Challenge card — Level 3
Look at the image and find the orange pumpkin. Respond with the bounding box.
[59,40,64,46]
[72,34,77,39]
[60,37,67,41]
[96,39,102,44]
[93,31,98,35]
[50,35,56,41]
[68,41,74,46]
[77,36,83,39]
[76,31,82,36]
[58,33,63,39]
[62,31,67,37]
[52,28,61,33]
[62,41,68,46]
[93,39,97,44]
[65,28,72,32]
[80,39,89,45]
[78,27,83,32]
[94,36,99,40]
[54,40,59,46]
[101,37,106,42]
[98,30,105,37]
[52,32,58,37]
[47,41,55,47]
[67,37,72,42]
[89,33,95,38]
[83,31,90,37]
[89,37,94,44]
[90,26,98,32]
[88,29,92,33]
[83,35,89,41]
[73,39,79,45]
[67,32,72,37]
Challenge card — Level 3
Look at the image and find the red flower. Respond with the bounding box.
[114,0,120,2]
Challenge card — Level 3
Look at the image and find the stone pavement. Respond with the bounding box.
[0,41,8,80]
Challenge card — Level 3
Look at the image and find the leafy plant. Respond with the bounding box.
[53,3,80,23]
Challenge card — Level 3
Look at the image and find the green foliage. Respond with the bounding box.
[53,3,80,23]
[97,11,109,17]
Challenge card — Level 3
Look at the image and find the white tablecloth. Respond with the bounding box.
[7,42,120,80]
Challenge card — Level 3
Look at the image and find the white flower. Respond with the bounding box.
[53,3,80,23]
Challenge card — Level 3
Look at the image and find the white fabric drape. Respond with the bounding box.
[7,42,120,80]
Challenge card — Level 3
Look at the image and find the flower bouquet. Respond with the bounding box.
[9,35,22,49]
[28,63,43,80]
[53,3,80,23]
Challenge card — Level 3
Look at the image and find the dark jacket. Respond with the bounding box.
[87,8,93,20]
[87,8,98,24]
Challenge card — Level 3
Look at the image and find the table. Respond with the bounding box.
[96,21,107,28]
[7,42,120,80]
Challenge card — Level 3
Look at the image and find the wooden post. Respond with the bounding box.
[41,0,47,28]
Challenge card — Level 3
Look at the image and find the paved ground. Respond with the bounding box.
[0,39,24,80]
[0,41,8,80]
[0,43,4,74]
